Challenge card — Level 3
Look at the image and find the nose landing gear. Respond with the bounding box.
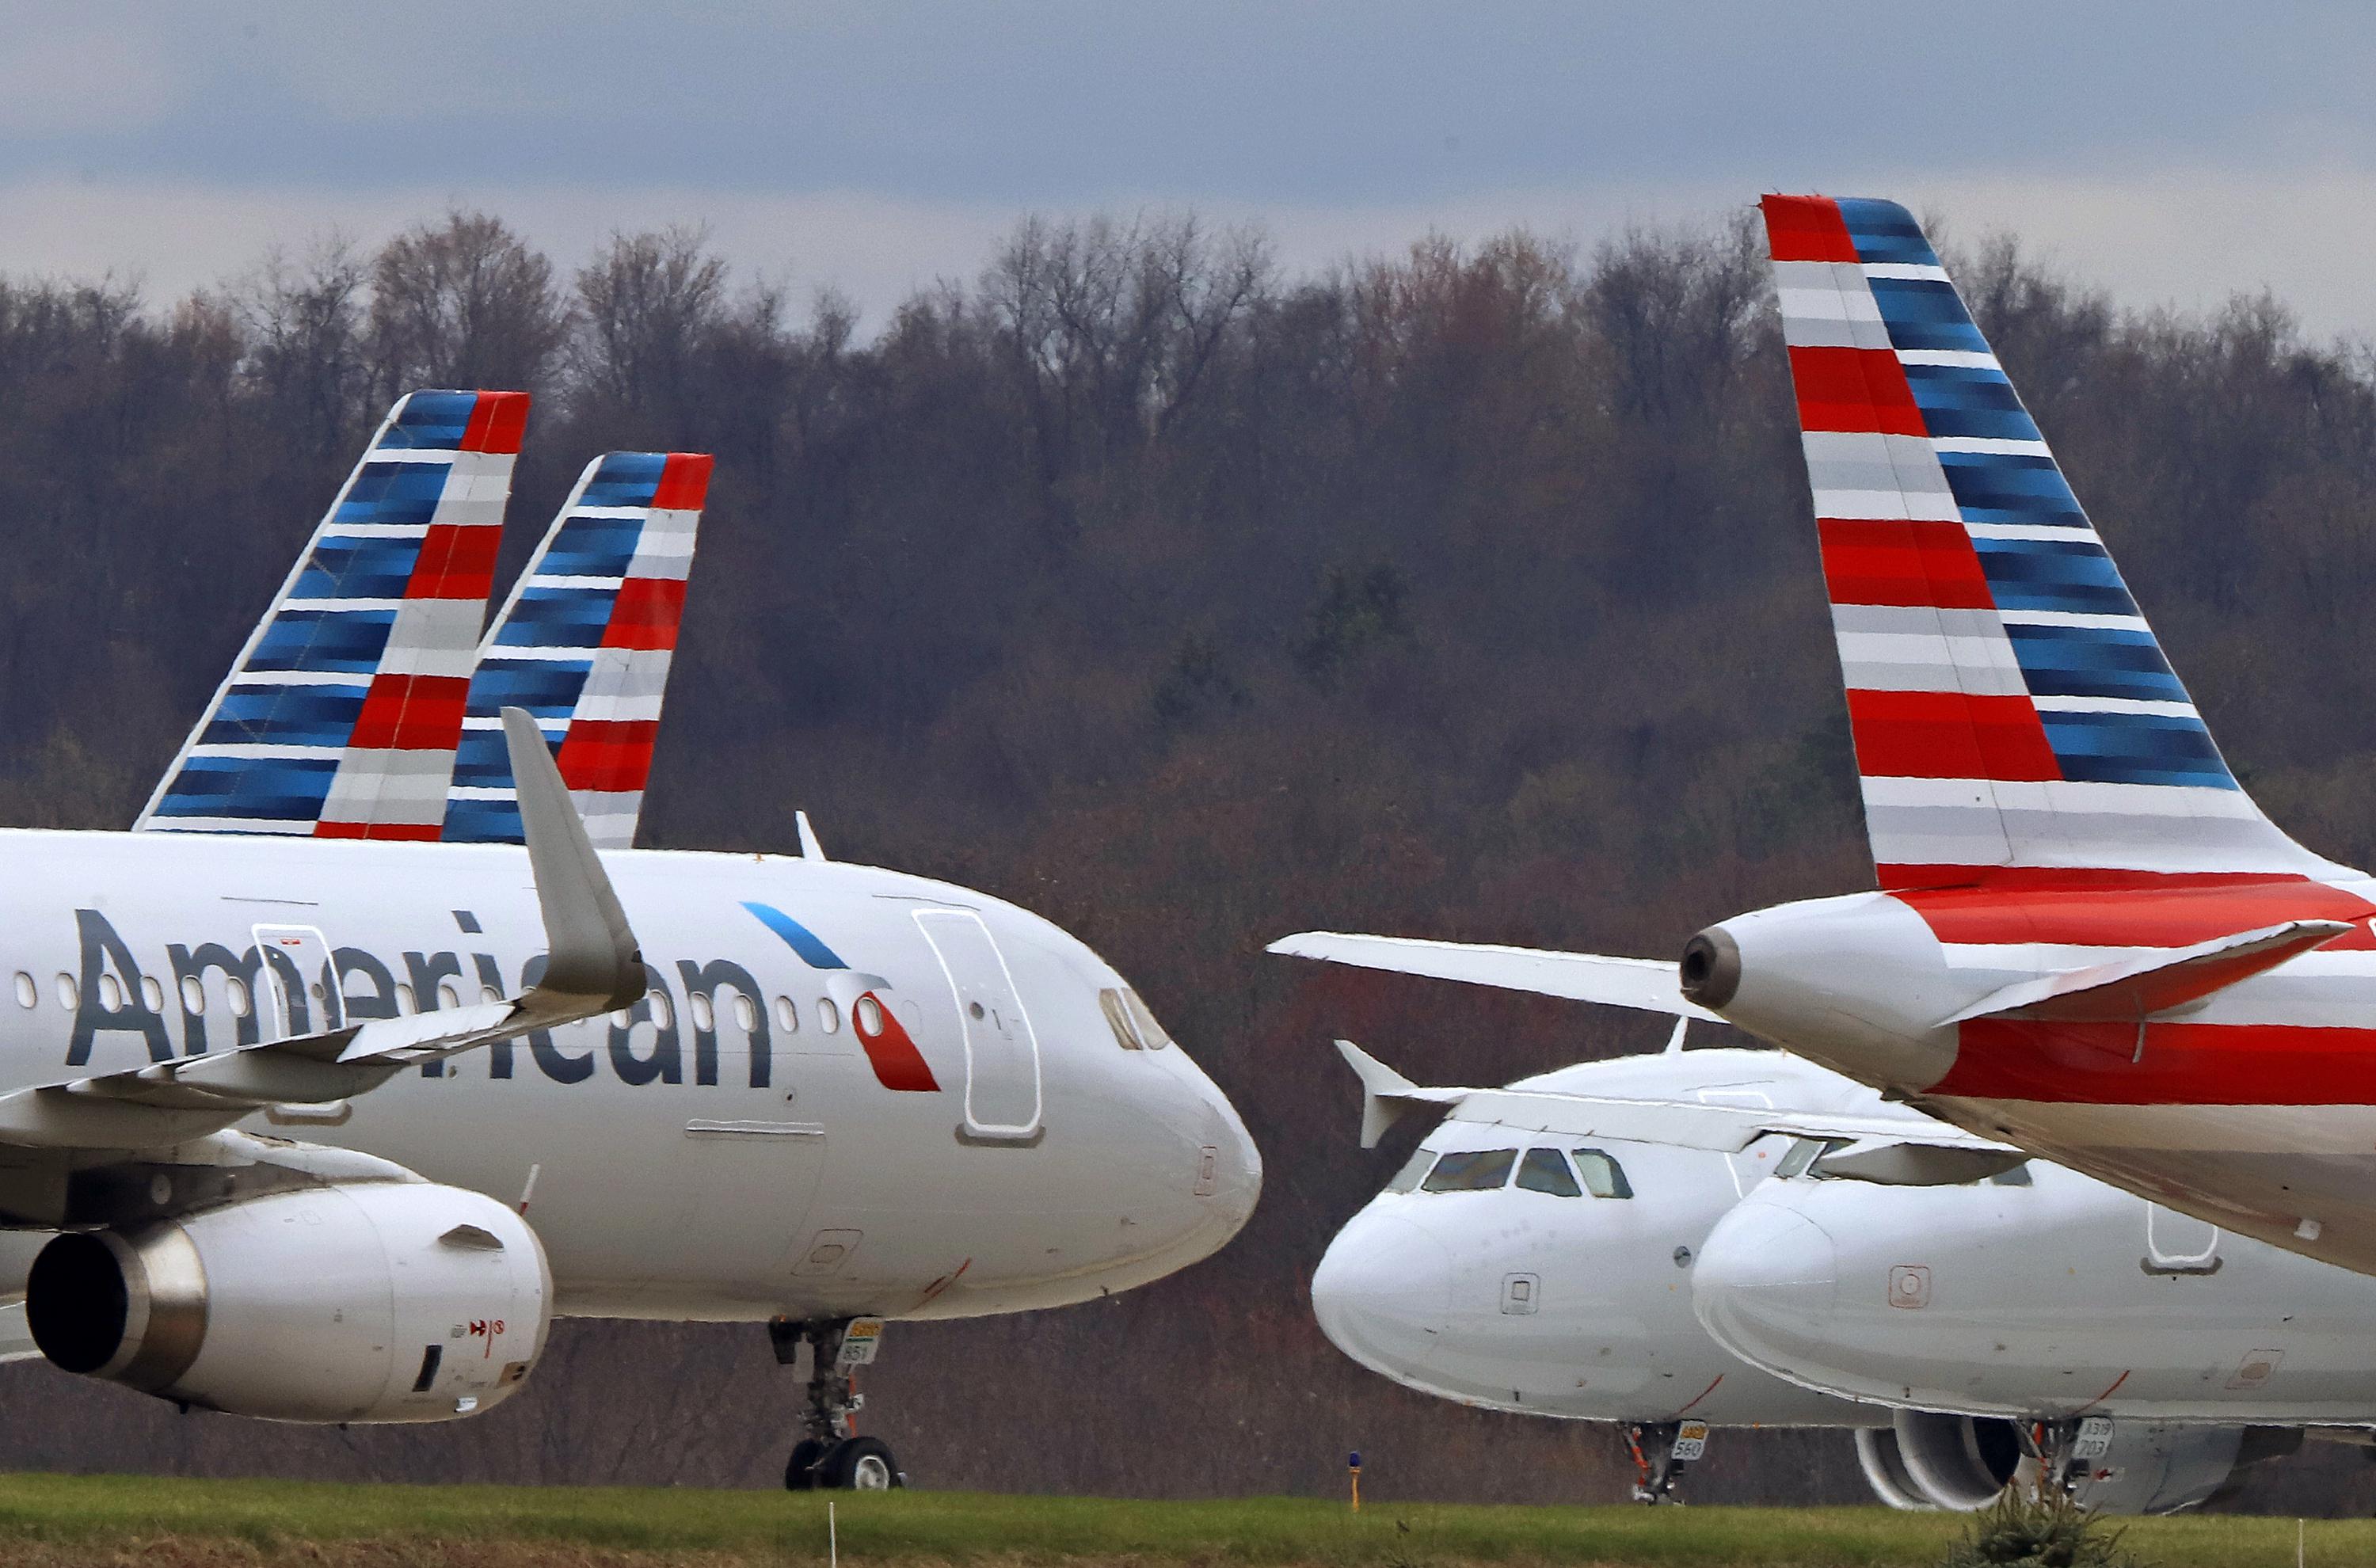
[770,1315,904,1491]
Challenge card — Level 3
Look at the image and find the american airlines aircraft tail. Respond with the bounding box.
[135,389,528,840]
[446,450,711,847]
[1760,194,2344,888]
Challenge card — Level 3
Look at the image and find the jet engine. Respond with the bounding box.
[2064,1423,2299,1515]
[1860,1412,2296,1515]
[1888,1410,2024,1510]
[1852,1426,1940,1512]
[26,1182,548,1423]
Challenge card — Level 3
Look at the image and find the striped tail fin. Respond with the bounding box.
[443,451,712,849]
[135,390,527,838]
[1760,196,2344,889]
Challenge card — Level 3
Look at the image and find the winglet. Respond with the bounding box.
[504,706,644,1014]
[796,810,828,862]
[1335,1039,1468,1149]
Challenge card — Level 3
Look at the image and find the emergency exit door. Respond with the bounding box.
[913,909,1043,1140]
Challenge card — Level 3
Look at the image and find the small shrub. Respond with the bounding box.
[1938,1490,2145,1567]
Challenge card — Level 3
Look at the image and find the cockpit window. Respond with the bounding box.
[1121,989,1172,1050]
[1775,1137,1827,1179]
[1988,1163,2034,1187]
[1571,1148,1633,1200]
[1516,1147,1583,1197]
[1098,989,1144,1051]
[1385,1146,1434,1193]
[1420,1149,1517,1193]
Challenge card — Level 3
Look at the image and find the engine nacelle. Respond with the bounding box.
[2065,1423,2298,1515]
[1853,1426,1939,1512]
[1860,1413,2294,1515]
[27,1182,549,1423]
[1887,1411,2024,1511]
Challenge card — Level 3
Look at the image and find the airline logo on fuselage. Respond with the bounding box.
[53,905,942,1094]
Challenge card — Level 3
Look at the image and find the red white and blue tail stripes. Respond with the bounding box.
[444,451,712,850]
[1761,196,2344,889]
[135,390,527,839]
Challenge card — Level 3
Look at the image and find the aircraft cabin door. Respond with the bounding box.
[912,909,1043,1142]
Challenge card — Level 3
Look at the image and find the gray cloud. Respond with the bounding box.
[2,4,2372,334]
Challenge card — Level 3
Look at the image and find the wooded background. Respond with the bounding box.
[3,206,2374,1513]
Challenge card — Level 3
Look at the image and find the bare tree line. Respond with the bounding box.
[2,204,2376,1512]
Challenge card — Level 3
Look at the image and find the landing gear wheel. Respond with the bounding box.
[784,1437,827,1492]
[816,1436,901,1490]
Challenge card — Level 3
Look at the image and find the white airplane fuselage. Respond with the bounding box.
[1316,1044,2376,1436]
[1696,1151,2376,1425]
[0,828,1260,1323]
[1310,1049,1881,1428]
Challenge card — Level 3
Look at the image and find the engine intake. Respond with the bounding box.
[1890,1411,2024,1511]
[1679,928,1741,1010]
[27,1182,548,1423]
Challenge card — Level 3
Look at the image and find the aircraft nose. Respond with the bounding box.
[1690,1202,1840,1376]
[1203,1083,1262,1225]
[1310,1209,1454,1378]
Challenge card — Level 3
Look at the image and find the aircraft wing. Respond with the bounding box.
[1339,1040,2023,1185]
[1271,932,1722,1020]
[0,710,643,1151]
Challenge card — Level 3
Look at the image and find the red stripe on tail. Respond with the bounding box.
[1760,195,1856,263]
[602,577,686,650]
[314,820,445,841]
[348,674,470,750]
[460,391,530,454]
[650,452,714,511]
[407,522,504,599]
[1786,345,1925,436]
[1845,689,2060,782]
[556,719,659,793]
[1818,518,1997,609]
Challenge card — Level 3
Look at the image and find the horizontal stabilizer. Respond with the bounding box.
[1330,1041,2011,1166]
[1944,919,2352,1025]
[1274,932,1721,1021]
[1336,1040,1468,1148]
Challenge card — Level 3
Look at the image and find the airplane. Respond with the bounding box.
[1274,193,2376,1283]
[1307,1029,2367,1513]
[2,390,1262,1493]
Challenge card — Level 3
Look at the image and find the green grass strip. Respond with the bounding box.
[0,1475,2363,1566]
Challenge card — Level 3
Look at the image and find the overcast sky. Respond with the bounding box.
[8,2,2374,337]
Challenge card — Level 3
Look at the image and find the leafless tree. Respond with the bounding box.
[368,211,568,398]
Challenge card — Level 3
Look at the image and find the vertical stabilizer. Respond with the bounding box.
[444,451,713,849]
[1760,196,2341,888]
[137,390,527,838]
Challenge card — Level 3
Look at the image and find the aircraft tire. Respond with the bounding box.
[784,1438,827,1491]
[814,1436,902,1490]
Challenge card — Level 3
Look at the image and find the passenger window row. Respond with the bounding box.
[1394,1144,1633,1199]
